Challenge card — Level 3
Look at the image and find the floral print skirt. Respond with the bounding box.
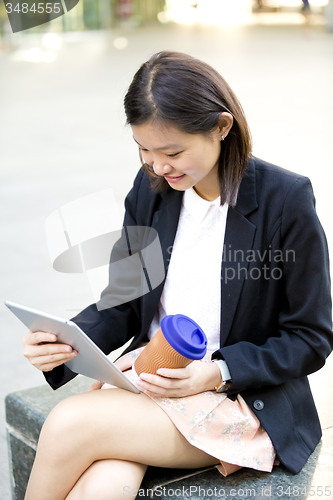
[102,347,278,476]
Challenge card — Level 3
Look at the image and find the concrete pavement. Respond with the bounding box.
[1,19,333,500]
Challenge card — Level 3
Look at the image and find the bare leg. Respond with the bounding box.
[66,460,147,500]
[24,389,219,500]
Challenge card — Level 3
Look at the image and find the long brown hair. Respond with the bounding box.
[124,51,252,206]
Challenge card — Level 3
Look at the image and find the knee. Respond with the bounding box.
[38,395,86,457]
[44,394,83,433]
[75,480,107,500]
[69,470,115,500]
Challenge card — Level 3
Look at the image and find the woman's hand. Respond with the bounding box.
[86,355,134,392]
[22,331,78,372]
[136,360,222,398]
[86,381,104,391]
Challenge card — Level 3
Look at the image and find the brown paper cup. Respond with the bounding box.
[133,327,193,376]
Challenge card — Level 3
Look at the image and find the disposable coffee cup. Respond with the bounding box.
[133,314,207,377]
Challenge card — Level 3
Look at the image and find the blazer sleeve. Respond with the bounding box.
[213,177,333,394]
[43,168,146,390]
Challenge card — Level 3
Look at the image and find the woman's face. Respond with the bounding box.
[131,118,231,201]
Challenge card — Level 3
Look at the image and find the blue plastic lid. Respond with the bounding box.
[160,314,207,360]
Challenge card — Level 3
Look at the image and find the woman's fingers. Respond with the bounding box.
[137,372,185,397]
[156,367,189,379]
[23,331,57,345]
[86,381,104,392]
[114,357,132,371]
[29,351,78,371]
[22,330,77,371]
[25,342,74,357]
[137,365,192,392]
[139,372,183,387]
[23,341,77,361]
[137,361,211,397]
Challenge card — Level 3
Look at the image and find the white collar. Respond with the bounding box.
[182,187,227,223]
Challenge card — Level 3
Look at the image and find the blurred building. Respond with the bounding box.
[0,0,331,47]
[0,0,166,38]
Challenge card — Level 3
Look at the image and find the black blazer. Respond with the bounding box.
[44,156,333,474]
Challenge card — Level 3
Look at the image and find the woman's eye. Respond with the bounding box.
[167,152,181,158]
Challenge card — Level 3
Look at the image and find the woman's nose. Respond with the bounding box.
[152,160,172,177]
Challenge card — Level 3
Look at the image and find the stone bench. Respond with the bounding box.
[5,377,333,500]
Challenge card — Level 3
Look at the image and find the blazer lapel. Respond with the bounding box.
[220,209,257,346]
[220,158,258,347]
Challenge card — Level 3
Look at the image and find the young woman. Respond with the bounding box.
[23,51,333,500]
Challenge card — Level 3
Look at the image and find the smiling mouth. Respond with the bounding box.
[164,174,186,184]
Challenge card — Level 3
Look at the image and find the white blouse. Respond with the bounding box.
[147,186,229,352]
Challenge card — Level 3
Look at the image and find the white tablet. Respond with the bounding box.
[5,301,140,394]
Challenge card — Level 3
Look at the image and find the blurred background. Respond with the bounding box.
[1,1,333,498]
